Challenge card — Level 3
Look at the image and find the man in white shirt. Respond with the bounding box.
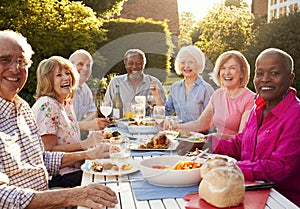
[70,49,109,139]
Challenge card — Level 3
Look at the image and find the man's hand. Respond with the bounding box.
[28,183,118,209]
[150,81,163,106]
[72,183,118,208]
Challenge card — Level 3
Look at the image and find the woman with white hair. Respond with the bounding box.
[156,45,214,123]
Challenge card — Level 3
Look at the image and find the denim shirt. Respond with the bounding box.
[165,76,214,122]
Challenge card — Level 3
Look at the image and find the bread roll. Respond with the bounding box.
[199,157,245,208]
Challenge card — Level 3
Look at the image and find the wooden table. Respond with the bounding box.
[78,155,299,209]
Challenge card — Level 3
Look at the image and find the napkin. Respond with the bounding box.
[183,182,271,209]
[130,172,199,201]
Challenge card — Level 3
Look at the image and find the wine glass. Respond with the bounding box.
[153,106,165,125]
[131,103,146,125]
[109,136,130,192]
[146,94,156,117]
[135,95,146,105]
[163,116,179,141]
[100,101,112,118]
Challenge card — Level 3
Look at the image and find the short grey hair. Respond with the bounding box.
[123,49,146,69]
[256,48,294,74]
[174,45,205,75]
[0,30,34,63]
[69,49,93,65]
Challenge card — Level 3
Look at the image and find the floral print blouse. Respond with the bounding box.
[31,96,80,175]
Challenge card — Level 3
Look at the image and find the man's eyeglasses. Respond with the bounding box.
[0,56,32,69]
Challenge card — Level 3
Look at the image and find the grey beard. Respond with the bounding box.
[128,71,143,82]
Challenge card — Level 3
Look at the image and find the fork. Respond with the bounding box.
[189,148,210,161]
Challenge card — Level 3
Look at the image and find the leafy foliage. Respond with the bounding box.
[192,4,254,65]
[0,0,106,105]
[70,0,125,17]
[246,12,300,95]
[225,0,248,8]
[178,12,197,47]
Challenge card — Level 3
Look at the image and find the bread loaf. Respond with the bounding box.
[199,157,245,208]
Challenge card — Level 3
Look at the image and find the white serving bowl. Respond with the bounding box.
[139,155,202,187]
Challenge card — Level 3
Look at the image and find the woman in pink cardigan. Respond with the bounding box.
[180,50,255,138]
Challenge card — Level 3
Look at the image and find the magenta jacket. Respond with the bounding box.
[213,88,300,206]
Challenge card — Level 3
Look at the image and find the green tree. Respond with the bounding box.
[0,0,106,105]
[225,0,248,8]
[246,12,300,95]
[192,4,254,65]
[70,0,125,17]
[178,12,197,47]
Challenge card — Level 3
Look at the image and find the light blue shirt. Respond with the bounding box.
[165,76,214,123]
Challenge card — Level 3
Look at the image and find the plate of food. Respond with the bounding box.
[81,158,140,176]
[130,132,179,151]
[126,118,159,134]
[177,131,206,143]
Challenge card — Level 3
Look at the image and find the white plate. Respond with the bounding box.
[207,153,237,163]
[177,132,205,143]
[127,125,159,134]
[118,118,159,134]
[130,140,179,151]
[81,159,139,176]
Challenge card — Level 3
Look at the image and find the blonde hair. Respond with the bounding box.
[211,50,250,87]
[175,45,205,75]
[34,56,79,100]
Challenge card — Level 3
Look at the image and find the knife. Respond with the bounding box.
[245,182,276,191]
[188,182,276,194]
[97,178,145,184]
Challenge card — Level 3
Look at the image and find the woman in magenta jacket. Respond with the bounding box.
[212,48,300,206]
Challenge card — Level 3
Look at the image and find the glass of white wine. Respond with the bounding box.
[100,101,112,118]
[109,136,130,192]
[131,103,146,125]
[163,116,179,141]
[153,106,165,125]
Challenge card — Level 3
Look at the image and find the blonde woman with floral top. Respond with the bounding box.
[32,56,106,188]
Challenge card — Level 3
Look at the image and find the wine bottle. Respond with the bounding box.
[113,84,123,119]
